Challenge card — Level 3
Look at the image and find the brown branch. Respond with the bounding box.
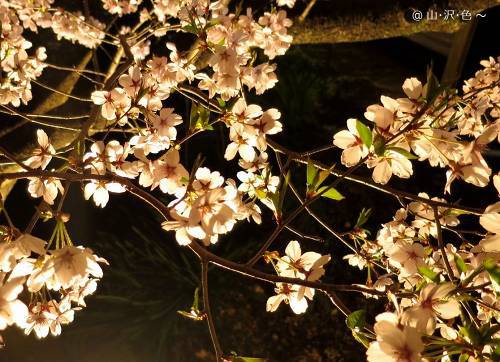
[432,206,455,282]
[0,146,32,172]
[245,158,366,267]
[0,170,385,297]
[268,139,483,216]
[201,259,223,360]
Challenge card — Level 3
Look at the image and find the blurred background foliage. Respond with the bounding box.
[1,0,499,361]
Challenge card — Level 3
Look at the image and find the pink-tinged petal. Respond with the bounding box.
[7,300,28,328]
[333,130,356,150]
[93,187,109,208]
[285,240,301,261]
[165,149,180,165]
[238,144,256,162]
[390,155,413,179]
[289,295,308,314]
[101,103,116,120]
[15,234,46,255]
[299,252,322,269]
[346,118,359,135]
[266,294,285,312]
[0,277,24,301]
[105,182,126,193]
[372,160,392,185]
[480,202,500,234]
[341,146,363,167]
[9,260,35,279]
[175,228,192,246]
[246,104,263,119]
[380,96,399,111]
[493,174,500,195]
[36,129,49,148]
[435,299,460,319]
[224,143,239,161]
[402,77,422,99]
[91,91,108,105]
[477,234,500,252]
[83,183,97,200]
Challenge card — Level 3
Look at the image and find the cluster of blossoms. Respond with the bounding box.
[101,0,143,16]
[49,10,106,48]
[266,240,330,314]
[0,229,106,341]
[333,57,500,191]
[0,4,47,107]
[2,0,294,348]
[193,6,292,99]
[4,0,105,50]
[342,182,499,360]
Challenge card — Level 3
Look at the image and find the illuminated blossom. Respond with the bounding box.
[25,130,54,169]
[0,277,28,330]
[367,312,423,362]
[403,283,460,334]
[27,246,107,292]
[333,118,370,167]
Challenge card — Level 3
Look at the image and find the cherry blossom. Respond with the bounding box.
[0,277,29,330]
[25,129,54,169]
[27,177,64,205]
[333,118,370,167]
[367,312,423,362]
[403,283,461,334]
[84,181,126,208]
[0,0,499,358]
[27,245,107,292]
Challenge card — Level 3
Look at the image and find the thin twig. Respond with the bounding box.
[201,259,223,360]
[31,80,93,102]
[0,170,386,297]
[433,206,455,281]
[268,139,483,216]
[0,145,32,171]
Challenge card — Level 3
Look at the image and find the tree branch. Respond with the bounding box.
[268,138,483,216]
[201,259,223,360]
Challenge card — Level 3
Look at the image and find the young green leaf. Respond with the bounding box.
[418,266,438,282]
[454,254,468,274]
[306,160,318,187]
[424,64,441,102]
[355,120,372,148]
[346,309,366,330]
[356,208,372,228]
[484,258,500,292]
[217,97,226,109]
[352,331,370,348]
[317,186,344,201]
[387,147,418,160]
[458,353,470,362]
[192,287,200,311]
[372,135,386,156]
[278,171,290,214]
